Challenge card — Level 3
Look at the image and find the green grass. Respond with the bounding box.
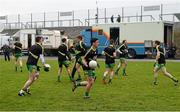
[0,58,180,111]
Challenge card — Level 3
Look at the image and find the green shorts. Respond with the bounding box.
[27,64,40,73]
[58,61,70,68]
[84,70,96,79]
[154,63,165,69]
[120,58,126,63]
[15,53,22,59]
[105,63,115,69]
[77,57,83,65]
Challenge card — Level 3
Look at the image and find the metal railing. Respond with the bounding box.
[160,13,179,22]
[3,19,83,29]
[0,3,180,29]
[85,15,155,26]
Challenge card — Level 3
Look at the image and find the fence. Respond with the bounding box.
[0,3,180,29]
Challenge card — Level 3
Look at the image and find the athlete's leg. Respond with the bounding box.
[108,68,114,84]
[71,58,78,79]
[18,57,23,72]
[122,60,127,76]
[15,57,18,71]
[161,66,178,83]
[4,52,7,61]
[7,52,10,61]
[115,60,121,75]
[66,67,72,81]
[72,77,88,92]
[153,65,160,85]
[18,70,37,96]
[102,68,110,84]
[57,67,62,82]
[76,63,82,81]
[84,76,95,98]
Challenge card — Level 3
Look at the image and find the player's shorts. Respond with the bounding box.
[84,70,96,79]
[27,64,40,73]
[15,53,22,59]
[105,63,115,69]
[154,63,165,69]
[58,60,70,68]
[77,57,83,65]
[120,58,126,63]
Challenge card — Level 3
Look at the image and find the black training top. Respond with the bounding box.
[156,46,166,64]
[26,43,43,65]
[83,46,97,70]
[14,42,22,54]
[104,45,115,64]
[57,43,71,61]
[118,43,128,58]
[75,41,86,57]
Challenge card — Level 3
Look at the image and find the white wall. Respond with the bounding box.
[93,22,165,43]
[120,22,164,43]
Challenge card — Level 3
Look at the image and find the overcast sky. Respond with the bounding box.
[0,0,180,15]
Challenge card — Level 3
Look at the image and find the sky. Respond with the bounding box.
[0,0,180,15]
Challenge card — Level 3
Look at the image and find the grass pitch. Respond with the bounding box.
[0,58,180,111]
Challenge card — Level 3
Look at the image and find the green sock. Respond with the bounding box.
[20,67,22,72]
[15,66,17,71]
[57,76,60,81]
[171,77,178,82]
[123,69,126,75]
[85,91,89,96]
[108,79,112,84]
[69,76,72,81]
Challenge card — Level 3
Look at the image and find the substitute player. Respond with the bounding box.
[18,36,46,96]
[153,40,178,85]
[71,35,86,81]
[115,40,128,76]
[14,42,23,72]
[72,38,98,99]
[57,38,72,82]
[102,39,116,84]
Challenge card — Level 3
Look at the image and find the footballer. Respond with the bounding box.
[72,38,99,99]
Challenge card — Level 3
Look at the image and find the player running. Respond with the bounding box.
[72,38,99,99]
[18,36,47,96]
[71,35,87,81]
[14,42,23,72]
[153,40,178,86]
[115,40,128,76]
[57,38,72,82]
[102,39,116,84]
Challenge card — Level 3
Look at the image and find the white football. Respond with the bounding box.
[44,64,51,68]
[89,60,97,69]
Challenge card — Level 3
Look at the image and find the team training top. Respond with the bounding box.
[83,46,97,70]
[118,43,128,58]
[27,43,44,65]
[156,45,166,64]
[57,43,71,61]
[75,41,86,57]
[104,45,115,64]
[14,42,22,54]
